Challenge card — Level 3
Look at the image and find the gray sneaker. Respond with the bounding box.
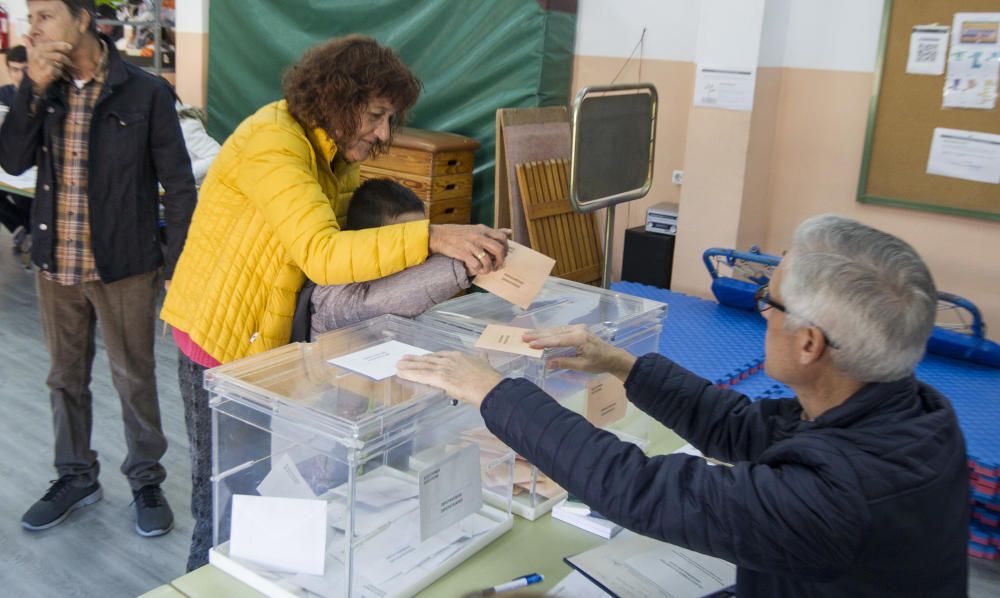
[133,485,174,537]
[22,476,103,531]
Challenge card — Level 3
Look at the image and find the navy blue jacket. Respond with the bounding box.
[482,353,969,597]
[0,84,15,107]
[0,35,196,282]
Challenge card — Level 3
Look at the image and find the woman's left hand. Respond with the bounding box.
[396,351,503,408]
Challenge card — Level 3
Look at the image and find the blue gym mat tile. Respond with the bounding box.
[916,354,1000,472]
[612,282,766,385]
[728,370,792,400]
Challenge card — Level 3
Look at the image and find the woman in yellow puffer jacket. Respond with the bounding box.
[160,35,509,571]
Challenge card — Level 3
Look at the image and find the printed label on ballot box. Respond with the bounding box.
[418,442,483,541]
[585,375,627,427]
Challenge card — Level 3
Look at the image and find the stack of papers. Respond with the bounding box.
[461,427,563,499]
[564,530,736,598]
[552,498,622,539]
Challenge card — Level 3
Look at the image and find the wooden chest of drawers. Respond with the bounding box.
[359,127,480,224]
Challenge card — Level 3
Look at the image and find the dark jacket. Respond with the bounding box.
[0,35,196,282]
[482,353,969,597]
[0,84,15,107]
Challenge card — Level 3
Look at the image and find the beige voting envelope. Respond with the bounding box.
[585,375,628,427]
[473,241,555,309]
[474,324,544,357]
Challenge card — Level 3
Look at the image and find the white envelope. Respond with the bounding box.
[230,494,327,576]
[328,340,431,381]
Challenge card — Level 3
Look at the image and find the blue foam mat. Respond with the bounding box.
[915,355,1000,472]
[729,371,791,399]
[613,282,766,384]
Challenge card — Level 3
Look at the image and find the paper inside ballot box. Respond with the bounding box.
[459,428,564,499]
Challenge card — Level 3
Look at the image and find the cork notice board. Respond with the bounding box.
[858,0,1000,221]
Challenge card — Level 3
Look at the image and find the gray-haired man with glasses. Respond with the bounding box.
[395,213,969,597]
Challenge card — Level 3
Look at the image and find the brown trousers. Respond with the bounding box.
[36,270,166,490]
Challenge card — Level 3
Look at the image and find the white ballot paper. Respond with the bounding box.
[927,127,1000,184]
[473,240,555,309]
[565,530,735,598]
[907,25,950,75]
[548,570,613,597]
[328,340,430,381]
[693,65,756,111]
[230,495,327,575]
[419,443,482,541]
[257,452,317,500]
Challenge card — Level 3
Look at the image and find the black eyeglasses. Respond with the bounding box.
[755,285,840,350]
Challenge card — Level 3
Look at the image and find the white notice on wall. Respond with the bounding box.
[693,65,756,111]
[926,128,1000,184]
[328,340,430,381]
[907,25,950,75]
[418,443,482,541]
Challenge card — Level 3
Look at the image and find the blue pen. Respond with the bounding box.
[473,572,544,595]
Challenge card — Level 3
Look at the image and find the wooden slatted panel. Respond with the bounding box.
[515,159,601,285]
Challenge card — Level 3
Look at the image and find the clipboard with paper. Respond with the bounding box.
[563,529,736,598]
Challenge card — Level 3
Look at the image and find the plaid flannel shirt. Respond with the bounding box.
[45,42,109,285]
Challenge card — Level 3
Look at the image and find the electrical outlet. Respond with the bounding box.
[672,170,684,185]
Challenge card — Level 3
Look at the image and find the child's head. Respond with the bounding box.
[346,179,426,230]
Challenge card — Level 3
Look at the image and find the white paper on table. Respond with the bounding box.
[672,443,705,458]
[328,340,430,381]
[257,452,317,500]
[0,166,38,190]
[626,548,736,597]
[927,127,1000,184]
[230,495,327,575]
[907,25,950,75]
[565,530,735,598]
[943,13,1000,110]
[419,442,483,541]
[693,65,756,111]
[547,570,613,597]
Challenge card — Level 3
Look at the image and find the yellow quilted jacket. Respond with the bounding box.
[161,100,429,363]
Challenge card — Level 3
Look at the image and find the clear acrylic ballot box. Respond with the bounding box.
[419,277,667,519]
[206,315,521,598]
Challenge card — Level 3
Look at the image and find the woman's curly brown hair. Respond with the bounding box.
[282,35,422,156]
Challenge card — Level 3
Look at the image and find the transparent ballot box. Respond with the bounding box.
[418,277,667,519]
[205,315,521,598]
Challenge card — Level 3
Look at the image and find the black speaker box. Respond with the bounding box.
[621,226,675,289]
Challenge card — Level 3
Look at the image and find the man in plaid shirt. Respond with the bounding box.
[0,0,196,537]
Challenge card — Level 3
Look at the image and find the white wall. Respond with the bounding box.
[575,0,700,62]
[6,0,28,39]
[578,0,886,73]
[176,0,209,34]
[695,0,765,67]
[757,0,885,71]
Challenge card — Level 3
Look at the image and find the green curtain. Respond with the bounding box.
[207,0,577,225]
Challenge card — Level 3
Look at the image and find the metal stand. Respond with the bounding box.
[602,204,616,289]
